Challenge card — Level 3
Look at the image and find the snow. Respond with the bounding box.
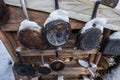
[90,62,97,67]
[32,76,39,80]
[44,9,69,26]
[42,63,50,67]
[83,76,90,80]
[109,31,120,40]
[78,59,89,67]
[103,65,120,80]
[16,47,22,52]
[57,76,64,80]
[0,40,15,80]
[81,18,107,33]
[19,19,42,31]
[89,0,101,3]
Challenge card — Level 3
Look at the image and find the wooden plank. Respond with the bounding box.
[33,74,90,80]
[4,0,120,31]
[30,59,85,67]
[1,24,19,31]
[21,49,97,56]
[50,67,90,75]
[35,67,103,77]
[0,30,17,61]
[23,55,89,64]
[102,28,112,43]
[95,52,102,65]
[4,32,18,49]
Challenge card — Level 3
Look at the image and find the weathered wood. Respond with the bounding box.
[89,54,96,63]
[102,28,112,43]
[33,67,103,80]
[33,74,91,80]
[0,30,17,61]
[21,49,97,56]
[49,67,94,75]
[97,55,109,69]
[4,0,120,31]
[95,52,102,65]
[4,32,18,49]
[100,0,119,8]
[28,59,88,67]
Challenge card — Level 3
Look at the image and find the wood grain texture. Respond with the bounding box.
[21,49,97,56]
[0,30,17,61]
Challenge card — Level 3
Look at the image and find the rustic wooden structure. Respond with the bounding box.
[0,5,112,80]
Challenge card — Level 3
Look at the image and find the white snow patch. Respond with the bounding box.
[78,59,89,67]
[83,76,90,80]
[57,76,64,80]
[89,0,101,3]
[42,63,50,68]
[19,19,42,31]
[106,58,115,66]
[32,76,39,80]
[0,40,15,80]
[90,62,97,67]
[44,9,69,26]
[109,31,120,40]
[81,18,107,33]
[103,65,120,80]
[16,47,22,52]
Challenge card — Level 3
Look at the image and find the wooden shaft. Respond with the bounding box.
[55,0,59,10]
[20,0,29,20]
[91,1,100,19]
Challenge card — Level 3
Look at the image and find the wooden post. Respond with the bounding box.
[0,30,17,61]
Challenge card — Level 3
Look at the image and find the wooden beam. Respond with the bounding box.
[21,49,97,56]
[0,30,17,61]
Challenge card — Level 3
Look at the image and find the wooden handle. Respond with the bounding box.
[41,53,44,65]
[91,1,100,19]
[15,47,23,62]
[55,49,59,59]
[55,0,59,10]
[20,0,29,20]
